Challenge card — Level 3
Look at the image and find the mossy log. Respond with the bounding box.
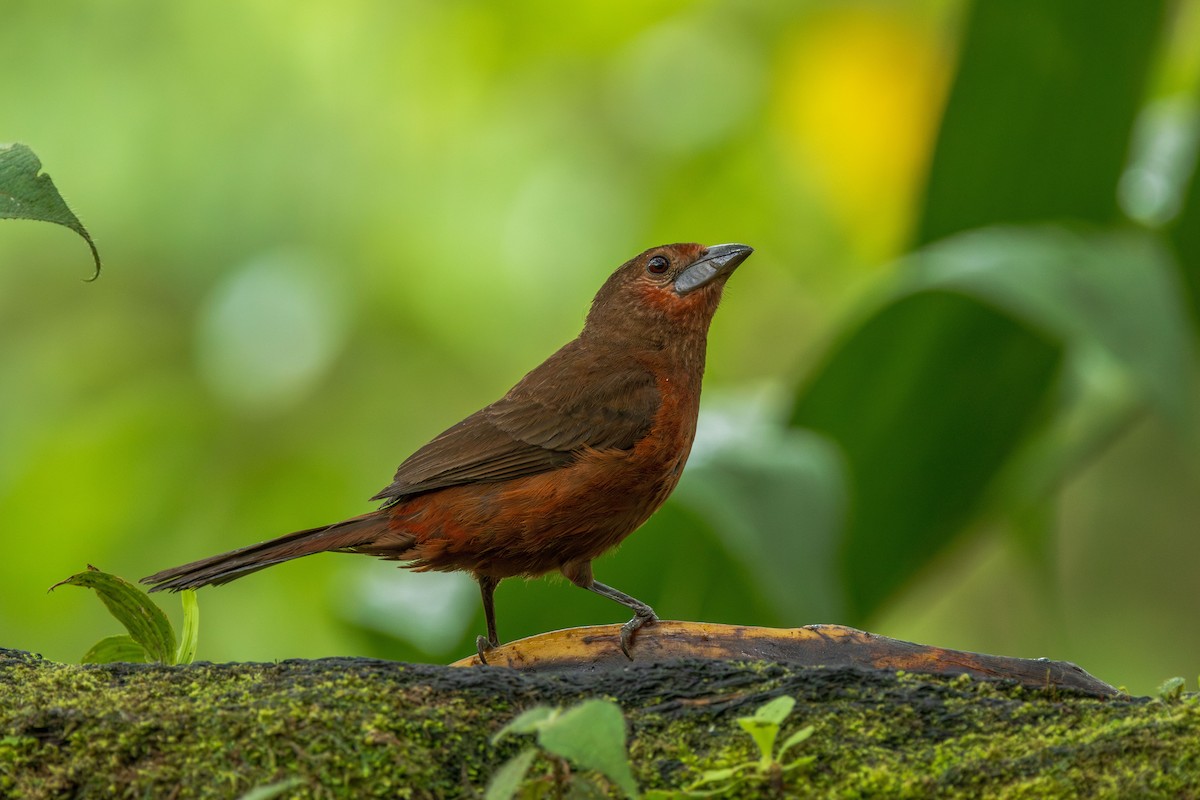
[2,645,1198,799]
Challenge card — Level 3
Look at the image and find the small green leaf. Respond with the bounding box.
[537,699,639,799]
[81,634,148,665]
[690,767,740,785]
[1158,677,1186,702]
[776,725,814,761]
[783,755,817,773]
[50,566,176,663]
[752,696,795,726]
[0,142,101,278]
[492,706,558,744]
[174,590,200,665]
[485,748,538,800]
[236,777,305,800]
[736,718,780,770]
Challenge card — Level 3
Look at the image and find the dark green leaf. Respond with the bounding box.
[485,748,538,800]
[916,0,1168,244]
[50,566,177,663]
[673,430,846,623]
[0,143,101,278]
[901,227,1193,422]
[791,291,1064,620]
[1170,123,1200,321]
[81,634,148,665]
[537,700,638,799]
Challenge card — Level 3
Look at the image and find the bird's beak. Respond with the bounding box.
[674,243,754,296]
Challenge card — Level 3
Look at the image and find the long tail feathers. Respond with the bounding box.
[141,512,393,592]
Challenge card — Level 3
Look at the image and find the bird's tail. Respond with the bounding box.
[141,512,394,592]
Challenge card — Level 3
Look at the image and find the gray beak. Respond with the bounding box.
[674,243,754,295]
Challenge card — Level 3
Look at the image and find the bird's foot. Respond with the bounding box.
[476,634,499,666]
[619,609,657,660]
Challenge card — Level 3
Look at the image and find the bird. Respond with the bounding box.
[143,242,752,661]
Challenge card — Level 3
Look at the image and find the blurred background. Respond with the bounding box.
[2,0,1198,695]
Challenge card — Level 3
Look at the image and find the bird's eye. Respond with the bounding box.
[647,255,670,274]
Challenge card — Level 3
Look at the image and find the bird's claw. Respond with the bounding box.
[476,634,498,666]
[619,611,657,660]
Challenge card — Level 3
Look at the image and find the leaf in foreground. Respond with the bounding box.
[0,142,101,278]
[485,748,538,800]
[50,566,177,663]
[536,700,640,799]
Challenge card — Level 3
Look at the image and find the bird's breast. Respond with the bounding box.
[393,363,704,579]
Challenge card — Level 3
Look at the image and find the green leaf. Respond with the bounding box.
[690,767,740,785]
[175,590,200,665]
[916,0,1168,244]
[782,755,817,773]
[1157,676,1186,702]
[777,725,815,761]
[537,699,639,799]
[673,429,847,623]
[738,696,797,768]
[0,142,101,278]
[1169,113,1200,321]
[736,718,780,769]
[901,227,1194,423]
[492,705,558,744]
[235,777,305,800]
[750,696,795,727]
[81,634,148,665]
[485,748,538,800]
[50,566,177,663]
[791,291,1064,620]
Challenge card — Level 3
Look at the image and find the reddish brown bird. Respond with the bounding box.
[143,242,752,660]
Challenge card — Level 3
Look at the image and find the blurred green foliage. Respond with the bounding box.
[2,0,1199,695]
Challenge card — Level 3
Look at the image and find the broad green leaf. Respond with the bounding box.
[537,699,639,799]
[485,748,538,800]
[791,291,1064,621]
[1170,121,1200,321]
[777,726,815,761]
[175,590,200,665]
[673,429,846,623]
[492,706,558,744]
[236,777,305,800]
[50,566,177,663]
[916,0,1168,244]
[900,227,1193,423]
[0,143,101,277]
[81,634,147,665]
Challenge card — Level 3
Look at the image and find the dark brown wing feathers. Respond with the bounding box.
[371,339,660,503]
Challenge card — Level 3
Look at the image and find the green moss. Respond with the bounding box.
[2,649,1197,799]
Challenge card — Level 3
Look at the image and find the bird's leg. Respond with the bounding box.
[475,574,500,665]
[588,581,657,658]
[562,561,656,659]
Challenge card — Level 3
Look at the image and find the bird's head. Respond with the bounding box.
[584,242,753,341]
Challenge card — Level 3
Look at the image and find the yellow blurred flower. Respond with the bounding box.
[776,9,951,260]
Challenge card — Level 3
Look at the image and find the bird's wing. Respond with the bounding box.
[371,343,660,502]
